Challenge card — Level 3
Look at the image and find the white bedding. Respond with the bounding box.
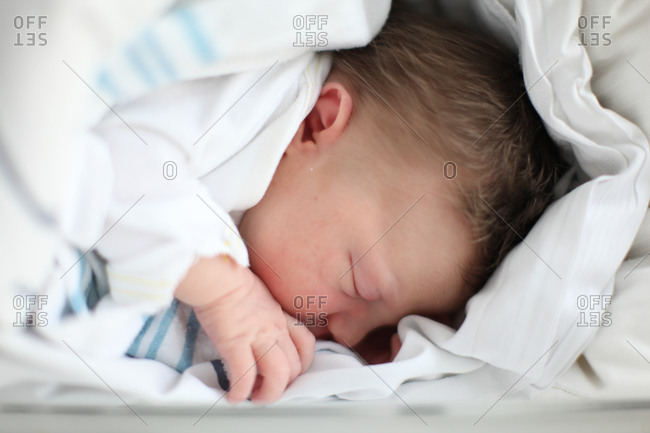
[1,0,649,406]
[543,0,650,400]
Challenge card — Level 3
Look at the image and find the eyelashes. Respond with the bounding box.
[344,252,361,299]
[350,267,360,298]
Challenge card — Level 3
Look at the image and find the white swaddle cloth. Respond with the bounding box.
[1,0,649,406]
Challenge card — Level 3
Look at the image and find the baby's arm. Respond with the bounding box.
[175,255,315,404]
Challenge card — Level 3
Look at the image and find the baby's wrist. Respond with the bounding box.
[174,254,253,309]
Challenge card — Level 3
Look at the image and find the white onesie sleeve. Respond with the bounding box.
[62,53,331,313]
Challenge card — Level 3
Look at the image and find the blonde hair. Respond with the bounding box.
[330,6,563,294]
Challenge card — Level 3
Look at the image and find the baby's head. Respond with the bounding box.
[239,9,562,354]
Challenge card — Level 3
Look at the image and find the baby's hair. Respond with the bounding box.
[329,5,564,296]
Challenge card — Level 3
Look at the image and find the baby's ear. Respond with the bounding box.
[299,81,353,150]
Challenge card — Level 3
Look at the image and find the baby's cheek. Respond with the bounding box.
[271,284,323,320]
[278,290,301,317]
[259,278,294,315]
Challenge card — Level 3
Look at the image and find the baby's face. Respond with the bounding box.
[239,119,476,351]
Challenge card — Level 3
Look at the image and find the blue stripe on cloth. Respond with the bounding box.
[125,44,158,86]
[95,70,120,101]
[175,309,200,372]
[174,8,217,63]
[62,253,89,316]
[69,253,89,313]
[143,29,177,81]
[84,251,109,309]
[68,290,87,313]
[211,359,230,391]
[127,314,156,357]
[145,299,180,359]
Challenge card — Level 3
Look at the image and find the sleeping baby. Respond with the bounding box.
[73,6,563,404]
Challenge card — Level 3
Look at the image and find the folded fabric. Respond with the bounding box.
[2,0,649,406]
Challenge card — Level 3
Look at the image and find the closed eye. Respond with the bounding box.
[347,252,361,299]
[348,253,383,302]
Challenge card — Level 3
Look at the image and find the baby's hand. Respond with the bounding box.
[176,256,314,404]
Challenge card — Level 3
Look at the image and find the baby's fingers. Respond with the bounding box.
[286,314,315,374]
[250,339,291,404]
[218,342,257,404]
[276,326,303,384]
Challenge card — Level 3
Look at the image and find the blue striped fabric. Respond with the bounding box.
[142,28,178,80]
[61,251,213,374]
[93,4,221,109]
[125,299,221,374]
[174,8,217,63]
[145,299,180,360]
[63,251,109,316]
[175,309,200,372]
[127,315,155,357]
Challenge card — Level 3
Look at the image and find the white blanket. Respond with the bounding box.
[1,0,649,406]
